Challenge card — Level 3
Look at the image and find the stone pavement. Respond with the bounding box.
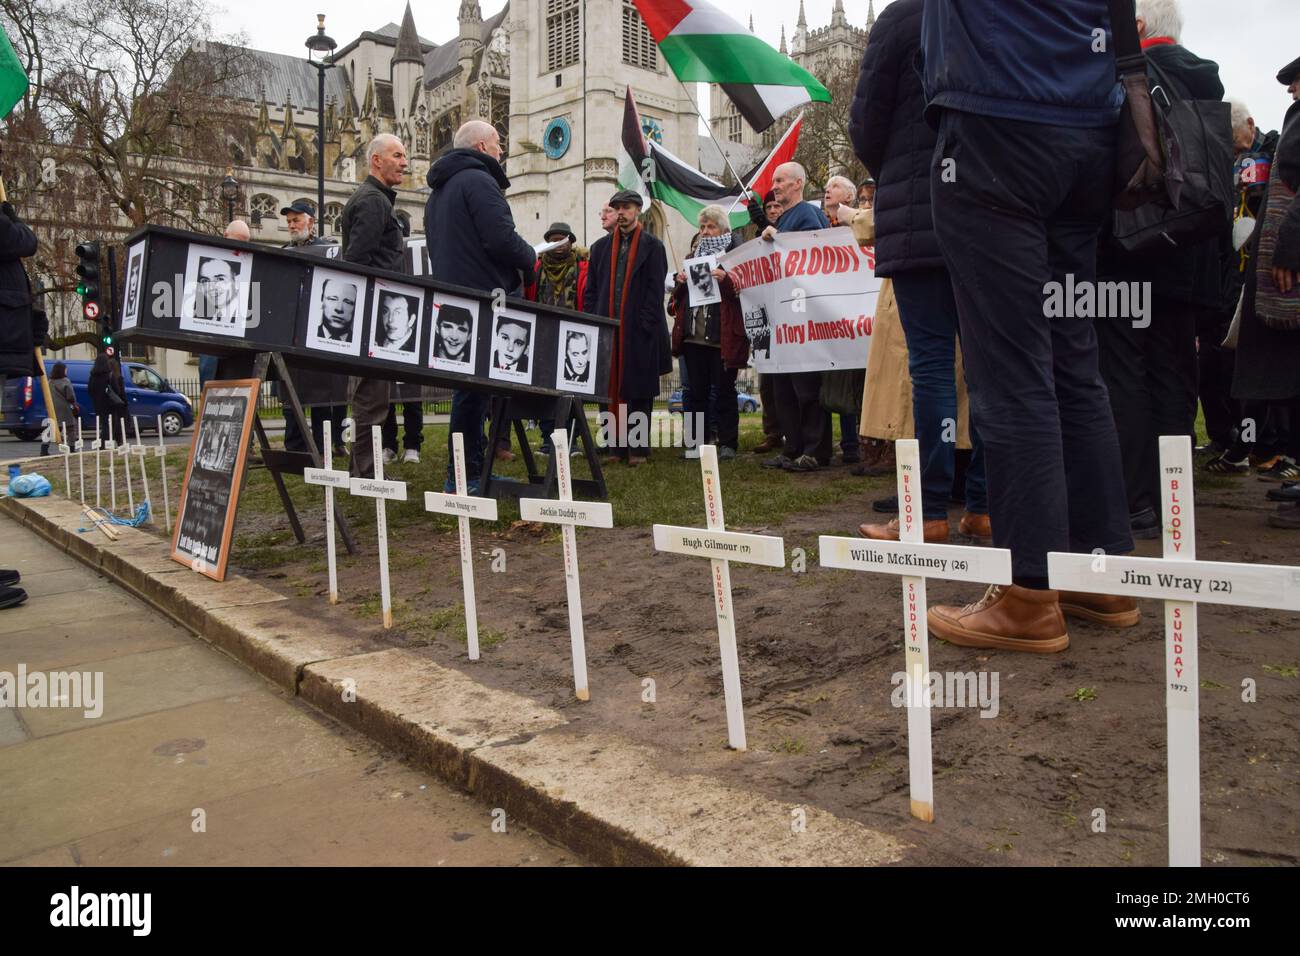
[0,516,577,866]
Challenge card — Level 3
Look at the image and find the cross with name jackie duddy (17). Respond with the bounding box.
[819,439,1013,823]
[518,428,614,701]
[348,425,407,629]
[653,445,785,751]
[1049,435,1300,867]
[423,431,499,662]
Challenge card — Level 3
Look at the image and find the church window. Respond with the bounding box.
[727,115,741,141]
[622,2,658,71]
[323,202,343,233]
[250,193,278,220]
[546,0,581,72]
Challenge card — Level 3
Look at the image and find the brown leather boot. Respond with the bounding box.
[857,517,950,543]
[1057,591,1140,628]
[928,585,1068,653]
[862,441,897,476]
[958,511,992,541]
[753,435,783,454]
[850,439,884,476]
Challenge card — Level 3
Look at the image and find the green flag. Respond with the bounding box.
[0,25,30,118]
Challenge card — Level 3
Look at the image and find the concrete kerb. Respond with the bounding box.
[0,495,912,867]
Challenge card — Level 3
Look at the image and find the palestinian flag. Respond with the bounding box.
[617,88,802,230]
[0,25,29,118]
[632,0,830,132]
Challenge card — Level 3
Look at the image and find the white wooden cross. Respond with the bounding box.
[303,419,348,605]
[818,438,1013,823]
[518,428,614,700]
[653,444,785,750]
[56,420,70,500]
[1049,435,1300,867]
[348,425,407,628]
[75,419,85,505]
[131,416,152,520]
[92,414,104,508]
[116,417,133,514]
[423,431,499,662]
[154,414,171,533]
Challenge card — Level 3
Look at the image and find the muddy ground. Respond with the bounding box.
[45,450,1300,865]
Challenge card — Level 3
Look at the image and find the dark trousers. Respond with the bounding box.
[683,343,739,450]
[312,404,346,454]
[1197,307,1239,448]
[772,371,830,462]
[892,267,989,520]
[383,401,424,452]
[348,378,390,478]
[759,374,782,443]
[447,389,488,485]
[839,414,860,456]
[931,109,1132,580]
[603,398,654,457]
[1095,295,1200,514]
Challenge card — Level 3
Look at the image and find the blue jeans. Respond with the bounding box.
[839,413,860,455]
[446,390,488,487]
[891,268,988,521]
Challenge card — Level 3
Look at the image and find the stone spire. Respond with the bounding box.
[832,0,847,28]
[779,25,787,55]
[867,0,877,28]
[393,2,423,66]
[797,1,807,29]
[279,90,296,141]
[793,0,808,55]
[748,14,754,32]
[458,0,482,23]
[254,84,271,137]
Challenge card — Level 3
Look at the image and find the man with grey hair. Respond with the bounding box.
[425,119,536,492]
[343,133,409,478]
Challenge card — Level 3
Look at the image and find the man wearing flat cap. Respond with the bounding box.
[583,189,669,465]
[526,222,590,454]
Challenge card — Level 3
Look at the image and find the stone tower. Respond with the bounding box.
[392,2,424,132]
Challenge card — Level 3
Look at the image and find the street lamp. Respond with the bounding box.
[220,167,239,224]
[305,13,337,235]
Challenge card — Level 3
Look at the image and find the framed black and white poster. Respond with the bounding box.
[555,320,597,395]
[489,308,535,385]
[368,279,422,365]
[428,292,477,373]
[685,254,721,308]
[171,379,260,581]
[179,243,254,337]
[305,267,364,357]
[121,240,146,331]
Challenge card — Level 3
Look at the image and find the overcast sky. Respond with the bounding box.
[220,0,1296,131]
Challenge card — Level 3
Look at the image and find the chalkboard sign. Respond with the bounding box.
[171,379,260,580]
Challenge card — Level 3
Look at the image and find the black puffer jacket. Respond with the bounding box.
[424,148,536,296]
[1099,43,1228,306]
[0,202,43,377]
[847,0,942,276]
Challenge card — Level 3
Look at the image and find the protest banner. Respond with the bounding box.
[718,226,881,373]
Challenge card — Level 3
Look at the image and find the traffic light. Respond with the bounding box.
[74,240,108,345]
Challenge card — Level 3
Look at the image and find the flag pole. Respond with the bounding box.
[723,111,804,218]
[675,79,750,200]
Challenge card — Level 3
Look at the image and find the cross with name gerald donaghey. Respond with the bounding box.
[518,428,613,701]
[818,438,1013,823]
[348,425,407,629]
[653,444,785,751]
[423,431,499,662]
[1048,435,1300,867]
[303,419,349,606]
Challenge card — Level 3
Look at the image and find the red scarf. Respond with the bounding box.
[1140,36,1175,49]
[605,224,642,418]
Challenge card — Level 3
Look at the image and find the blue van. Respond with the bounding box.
[2,359,194,441]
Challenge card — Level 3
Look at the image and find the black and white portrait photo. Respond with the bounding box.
[744,303,772,360]
[368,280,423,365]
[555,320,597,395]
[179,243,254,337]
[195,419,239,473]
[428,292,478,373]
[305,267,364,357]
[121,241,145,331]
[488,308,535,385]
[685,254,721,308]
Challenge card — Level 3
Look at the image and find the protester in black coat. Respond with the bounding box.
[0,201,42,378]
[847,0,942,276]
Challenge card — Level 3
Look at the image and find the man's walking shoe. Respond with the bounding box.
[761,454,792,470]
[958,511,992,542]
[872,494,899,513]
[857,517,950,543]
[752,436,782,454]
[382,447,397,464]
[787,454,820,472]
[861,443,897,476]
[851,439,884,476]
[1130,507,1160,540]
[718,446,737,460]
[928,585,1069,654]
[1266,483,1300,502]
[0,569,20,588]
[842,450,862,464]
[1258,457,1300,482]
[1267,502,1300,529]
[0,585,28,610]
[1058,590,1141,627]
[402,448,420,465]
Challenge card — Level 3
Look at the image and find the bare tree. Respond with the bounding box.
[792,61,867,197]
